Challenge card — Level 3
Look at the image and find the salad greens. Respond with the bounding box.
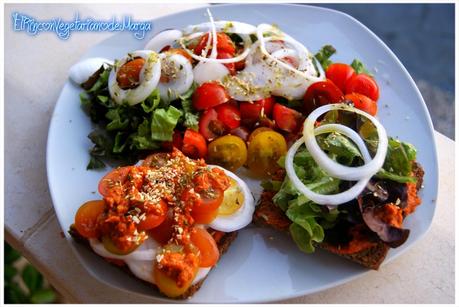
[268,118,418,253]
[314,45,372,76]
[80,66,200,169]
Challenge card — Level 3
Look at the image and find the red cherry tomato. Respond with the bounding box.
[344,93,378,116]
[345,73,380,101]
[162,130,183,151]
[239,97,275,125]
[98,166,131,197]
[194,32,236,56]
[190,227,220,267]
[149,211,174,245]
[325,63,356,92]
[214,103,241,130]
[181,129,207,159]
[75,200,105,238]
[303,80,344,115]
[192,82,230,111]
[199,108,227,141]
[217,51,236,75]
[137,199,168,231]
[272,103,304,133]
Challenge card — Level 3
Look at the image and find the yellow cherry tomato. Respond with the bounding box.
[248,127,273,144]
[207,135,247,172]
[247,131,287,176]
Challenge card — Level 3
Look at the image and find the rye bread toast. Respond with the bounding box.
[253,162,424,270]
[69,225,237,299]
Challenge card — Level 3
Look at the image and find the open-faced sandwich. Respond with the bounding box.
[68,8,425,298]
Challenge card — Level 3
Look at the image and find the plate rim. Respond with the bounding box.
[46,3,439,303]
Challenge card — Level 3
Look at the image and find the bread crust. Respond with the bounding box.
[68,226,237,299]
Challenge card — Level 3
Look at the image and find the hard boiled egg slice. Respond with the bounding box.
[144,29,183,52]
[209,166,255,232]
[69,57,113,85]
[158,53,194,102]
[108,50,161,106]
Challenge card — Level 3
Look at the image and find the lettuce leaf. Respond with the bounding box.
[151,106,183,141]
[179,83,200,131]
[376,138,417,183]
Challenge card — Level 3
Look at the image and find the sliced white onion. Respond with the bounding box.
[207,8,218,60]
[183,20,257,35]
[158,53,194,101]
[108,50,161,106]
[193,61,229,84]
[69,57,113,85]
[303,104,388,181]
[208,165,255,232]
[286,123,373,205]
[144,29,183,52]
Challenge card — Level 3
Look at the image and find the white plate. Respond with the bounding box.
[46,4,439,303]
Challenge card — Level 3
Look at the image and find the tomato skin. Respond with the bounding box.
[150,211,174,245]
[181,129,207,159]
[190,227,220,267]
[98,166,132,197]
[217,51,236,75]
[344,93,378,116]
[272,103,304,133]
[75,200,106,238]
[207,135,248,172]
[303,80,344,115]
[248,127,273,143]
[192,82,230,111]
[247,130,288,176]
[326,63,356,92]
[345,73,380,101]
[199,108,227,141]
[162,131,183,151]
[137,199,168,231]
[116,58,145,90]
[184,187,224,224]
[215,103,241,130]
[194,32,236,56]
[239,97,275,123]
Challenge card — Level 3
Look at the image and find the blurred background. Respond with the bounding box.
[310,3,455,139]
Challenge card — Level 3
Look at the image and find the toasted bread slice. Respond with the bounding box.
[253,162,424,270]
[69,225,237,299]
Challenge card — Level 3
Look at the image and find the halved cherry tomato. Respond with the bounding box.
[162,130,183,151]
[217,51,236,75]
[186,187,224,224]
[137,199,168,231]
[215,103,241,130]
[344,93,378,116]
[239,97,275,126]
[182,129,207,159]
[102,235,139,255]
[191,209,219,225]
[345,73,380,101]
[194,32,236,56]
[165,48,193,63]
[303,80,344,115]
[190,227,220,267]
[325,63,356,92]
[207,135,248,172]
[98,166,131,197]
[199,108,227,141]
[192,82,230,110]
[272,103,304,133]
[116,58,145,90]
[150,210,174,245]
[74,200,106,238]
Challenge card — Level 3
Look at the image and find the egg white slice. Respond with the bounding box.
[158,53,194,102]
[69,57,113,85]
[144,29,183,52]
[108,50,161,106]
[208,165,255,232]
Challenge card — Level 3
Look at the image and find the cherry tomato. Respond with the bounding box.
[217,51,236,75]
[192,82,230,111]
[137,199,168,231]
[215,103,241,130]
[116,58,145,90]
[199,108,227,141]
[247,130,288,176]
[150,211,174,245]
[190,227,220,267]
[162,130,183,151]
[102,235,139,255]
[194,32,236,56]
[344,93,378,116]
[272,103,304,133]
[303,80,344,115]
[182,129,207,159]
[186,188,224,224]
[74,200,105,238]
[207,135,248,172]
[153,248,199,298]
[248,127,273,143]
[98,166,131,197]
[191,208,219,225]
[229,126,250,142]
[345,73,380,101]
[239,97,275,126]
[325,63,356,92]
